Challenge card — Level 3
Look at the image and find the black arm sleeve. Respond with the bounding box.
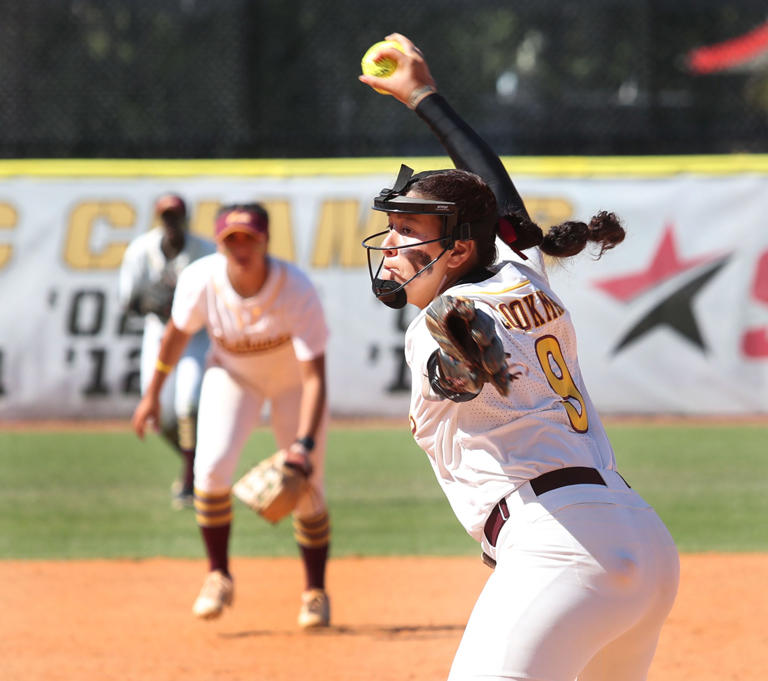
[414,93,529,219]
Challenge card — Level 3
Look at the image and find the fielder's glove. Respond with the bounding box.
[232,451,311,524]
[131,280,176,321]
[425,295,509,401]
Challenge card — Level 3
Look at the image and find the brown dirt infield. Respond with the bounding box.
[2,554,766,681]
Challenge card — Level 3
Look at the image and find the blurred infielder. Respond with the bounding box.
[119,194,215,508]
[360,34,680,680]
[131,203,332,629]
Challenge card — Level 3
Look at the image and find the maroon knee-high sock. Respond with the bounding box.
[180,449,194,490]
[298,543,329,590]
[200,524,231,577]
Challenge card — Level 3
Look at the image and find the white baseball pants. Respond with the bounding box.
[449,472,679,681]
[194,364,328,519]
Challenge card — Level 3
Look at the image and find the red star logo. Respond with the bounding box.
[742,252,768,358]
[743,328,768,357]
[594,224,720,302]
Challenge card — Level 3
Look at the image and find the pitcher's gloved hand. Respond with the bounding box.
[425,295,509,400]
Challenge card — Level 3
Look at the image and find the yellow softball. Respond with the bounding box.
[361,40,405,93]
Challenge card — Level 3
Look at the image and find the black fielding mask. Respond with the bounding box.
[362,164,469,309]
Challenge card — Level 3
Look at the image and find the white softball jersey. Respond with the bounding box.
[118,227,216,330]
[118,228,215,421]
[171,253,328,379]
[406,259,616,543]
[171,253,330,516]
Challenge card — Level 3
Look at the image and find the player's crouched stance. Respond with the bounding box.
[132,204,331,629]
[360,32,679,681]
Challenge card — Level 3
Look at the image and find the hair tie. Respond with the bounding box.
[497,216,518,246]
[497,215,529,261]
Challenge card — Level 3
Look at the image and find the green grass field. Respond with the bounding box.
[0,423,766,559]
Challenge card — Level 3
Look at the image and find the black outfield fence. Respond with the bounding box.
[1,0,767,158]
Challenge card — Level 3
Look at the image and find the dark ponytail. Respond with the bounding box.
[501,210,625,260]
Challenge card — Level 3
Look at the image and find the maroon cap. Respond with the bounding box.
[155,194,186,217]
[215,208,269,240]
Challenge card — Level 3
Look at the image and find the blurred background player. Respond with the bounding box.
[131,203,332,628]
[119,194,215,509]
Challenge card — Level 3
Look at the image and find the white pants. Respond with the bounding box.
[195,364,327,519]
[140,316,208,428]
[450,472,679,681]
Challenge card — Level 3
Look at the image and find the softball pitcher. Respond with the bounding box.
[131,203,331,629]
[360,34,679,680]
[119,194,215,509]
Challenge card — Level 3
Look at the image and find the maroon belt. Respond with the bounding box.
[483,467,611,547]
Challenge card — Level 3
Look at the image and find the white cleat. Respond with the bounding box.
[192,570,234,619]
[298,588,330,629]
[170,480,194,510]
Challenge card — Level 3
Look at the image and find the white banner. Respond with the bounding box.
[0,161,766,419]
